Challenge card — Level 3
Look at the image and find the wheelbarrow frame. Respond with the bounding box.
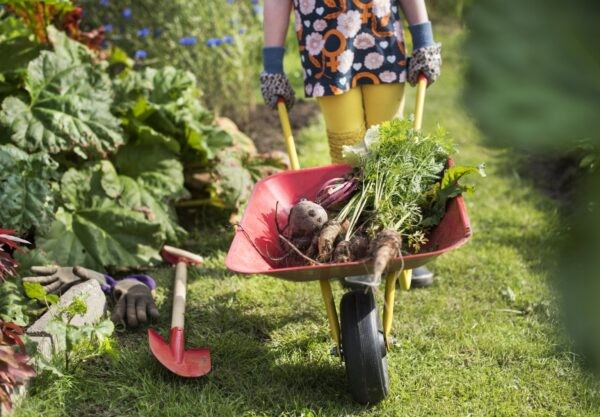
[225,75,472,402]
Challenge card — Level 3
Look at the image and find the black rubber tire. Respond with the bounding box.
[340,289,389,404]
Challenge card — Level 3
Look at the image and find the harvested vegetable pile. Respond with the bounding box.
[272,119,484,285]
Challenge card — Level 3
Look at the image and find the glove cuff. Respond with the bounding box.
[263,46,285,74]
[409,21,435,50]
[101,274,157,294]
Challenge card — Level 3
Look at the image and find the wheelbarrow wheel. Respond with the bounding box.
[340,289,389,404]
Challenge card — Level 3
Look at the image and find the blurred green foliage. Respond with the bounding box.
[428,0,474,22]
[464,0,600,375]
[79,0,262,124]
[464,0,600,151]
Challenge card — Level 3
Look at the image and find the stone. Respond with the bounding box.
[26,279,108,360]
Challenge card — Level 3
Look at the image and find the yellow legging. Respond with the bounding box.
[316,83,405,163]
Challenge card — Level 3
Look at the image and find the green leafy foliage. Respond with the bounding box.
[0,29,123,158]
[42,295,116,373]
[81,0,262,120]
[36,207,162,271]
[22,281,59,306]
[465,0,600,374]
[0,144,58,232]
[0,280,29,326]
[340,119,483,251]
[113,66,231,166]
[464,0,600,150]
[422,164,487,227]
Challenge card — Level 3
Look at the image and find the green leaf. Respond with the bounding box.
[47,26,93,65]
[440,164,486,189]
[108,47,134,70]
[149,66,196,105]
[22,281,47,301]
[134,122,181,154]
[37,207,163,270]
[60,165,117,211]
[0,36,44,76]
[92,319,114,342]
[46,319,67,340]
[99,160,123,199]
[208,152,254,210]
[47,294,60,305]
[115,142,185,200]
[118,176,187,243]
[0,145,57,232]
[0,15,31,43]
[62,297,88,318]
[0,48,123,157]
[422,165,486,228]
[22,281,58,305]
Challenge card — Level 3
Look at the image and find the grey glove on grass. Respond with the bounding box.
[260,46,295,109]
[408,22,442,86]
[111,279,159,328]
[23,266,106,295]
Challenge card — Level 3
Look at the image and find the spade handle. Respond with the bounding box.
[171,261,187,329]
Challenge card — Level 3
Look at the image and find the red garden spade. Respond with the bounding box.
[148,245,211,377]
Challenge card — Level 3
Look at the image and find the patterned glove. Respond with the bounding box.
[408,43,442,87]
[111,279,159,328]
[23,266,107,295]
[260,72,295,110]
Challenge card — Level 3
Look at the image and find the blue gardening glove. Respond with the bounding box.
[260,46,295,110]
[407,22,442,86]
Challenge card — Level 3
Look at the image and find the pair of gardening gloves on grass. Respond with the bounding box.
[23,266,159,328]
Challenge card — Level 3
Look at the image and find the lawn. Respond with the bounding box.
[13,23,600,417]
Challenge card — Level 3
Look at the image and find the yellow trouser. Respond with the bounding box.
[316,83,405,163]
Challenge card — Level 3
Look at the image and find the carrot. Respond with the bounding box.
[317,220,343,262]
[332,240,351,263]
[370,229,402,285]
[349,233,370,260]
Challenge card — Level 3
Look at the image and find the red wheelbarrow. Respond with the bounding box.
[225,75,472,404]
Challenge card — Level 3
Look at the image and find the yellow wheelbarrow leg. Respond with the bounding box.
[319,279,342,357]
[383,272,397,350]
[383,270,412,350]
[400,269,412,291]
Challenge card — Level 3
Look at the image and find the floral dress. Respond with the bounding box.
[292,0,407,98]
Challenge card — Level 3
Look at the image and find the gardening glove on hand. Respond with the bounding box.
[111,278,159,328]
[23,266,106,295]
[260,46,295,110]
[407,22,442,87]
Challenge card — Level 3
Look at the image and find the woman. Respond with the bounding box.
[260,0,441,286]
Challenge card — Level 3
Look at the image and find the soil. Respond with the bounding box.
[239,100,320,153]
[518,153,588,207]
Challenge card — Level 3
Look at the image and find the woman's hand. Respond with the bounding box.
[407,43,442,86]
[261,0,295,109]
[399,1,442,86]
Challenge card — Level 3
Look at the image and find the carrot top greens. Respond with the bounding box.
[339,118,484,252]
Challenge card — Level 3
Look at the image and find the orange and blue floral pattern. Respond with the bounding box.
[293,0,407,98]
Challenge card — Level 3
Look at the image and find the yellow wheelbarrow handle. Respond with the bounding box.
[276,98,300,171]
[413,73,428,131]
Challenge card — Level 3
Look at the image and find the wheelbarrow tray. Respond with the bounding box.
[225,163,471,282]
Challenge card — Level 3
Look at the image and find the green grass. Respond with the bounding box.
[14,23,600,417]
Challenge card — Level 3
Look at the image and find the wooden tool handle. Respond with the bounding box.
[171,261,187,329]
[163,245,204,265]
